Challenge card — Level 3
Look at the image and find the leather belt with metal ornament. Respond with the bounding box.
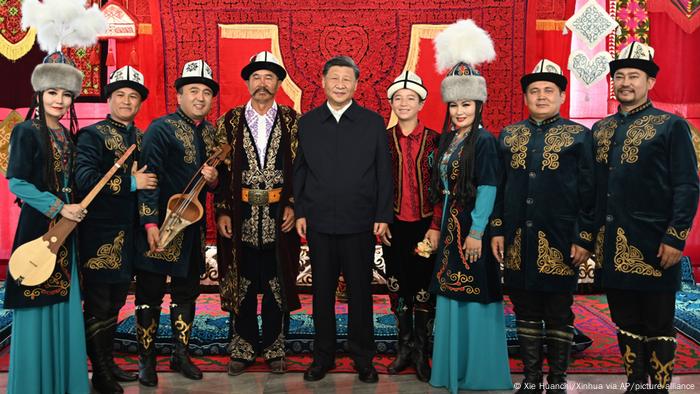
[241,188,282,205]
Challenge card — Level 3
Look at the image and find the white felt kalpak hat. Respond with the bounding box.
[241,51,287,81]
[520,59,568,92]
[609,41,659,77]
[106,65,149,100]
[175,59,220,96]
[387,71,428,100]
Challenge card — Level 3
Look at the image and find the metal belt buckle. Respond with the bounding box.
[62,187,72,193]
[248,189,269,205]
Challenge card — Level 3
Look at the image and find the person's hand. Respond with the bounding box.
[217,215,232,238]
[281,207,295,233]
[60,204,86,222]
[132,161,157,190]
[201,164,218,185]
[570,244,591,267]
[146,226,163,253]
[491,236,505,263]
[296,218,307,238]
[462,236,481,264]
[380,226,392,246]
[658,243,683,269]
[374,222,388,240]
[425,229,440,252]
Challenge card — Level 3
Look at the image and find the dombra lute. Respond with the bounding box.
[158,144,231,249]
[9,144,137,286]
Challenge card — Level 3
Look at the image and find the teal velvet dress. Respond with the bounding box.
[429,129,512,393]
[5,123,89,394]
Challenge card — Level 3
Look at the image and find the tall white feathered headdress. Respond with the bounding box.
[434,20,496,103]
[21,0,107,96]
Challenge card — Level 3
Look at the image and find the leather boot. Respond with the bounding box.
[135,305,160,387]
[617,330,647,393]
[412,309,432,382]
[516,320,545,394]
[645,336,677,394]
[169,303,203,380]
[86,316,123,394]
[105,316,138,382]
[387,305,413,374]
[544,326,574,394]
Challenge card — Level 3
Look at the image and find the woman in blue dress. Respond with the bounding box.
[426,20,512,393]
[4,52,90,394]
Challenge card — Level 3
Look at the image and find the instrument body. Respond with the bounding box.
[158,144,231,248]
[8,145,136,286]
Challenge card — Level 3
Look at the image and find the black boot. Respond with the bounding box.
[135,305,160,387]
[388,305,413,374]
[86,317,123,394]
[516,320,544,394]
[169,303,203,380]
[412,309,432,382]
[544,326,573,394]
[105,316,138,382]
[645,336,677,394]
[617,330,648,393]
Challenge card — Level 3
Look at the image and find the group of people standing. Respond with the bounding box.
[3,19,698,394]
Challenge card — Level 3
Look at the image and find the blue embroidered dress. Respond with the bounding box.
[429,128,512,393]
[4,121,89,394]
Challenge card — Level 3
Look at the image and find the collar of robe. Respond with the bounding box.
[527,113,561,127]
[619,100,652,117]
[106,115,133,131]
[176,107,200,127]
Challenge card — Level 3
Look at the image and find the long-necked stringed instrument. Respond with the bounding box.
[157,144,231,249]
[9,144,137,286]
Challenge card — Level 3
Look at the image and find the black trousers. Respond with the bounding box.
[509,288,575,329]
[307,229,375,370]
[83,280,130,321]
[606,289,676,337]
[231,246,284,361]
[135,246,201,307]
[384,218,435,313]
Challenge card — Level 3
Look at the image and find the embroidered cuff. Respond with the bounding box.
[468,228,484,240]
[662,227,689,251]
[45,197,64,219]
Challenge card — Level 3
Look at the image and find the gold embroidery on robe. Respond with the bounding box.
[537,231,575,276]
[621,115,670,164]
[541,124,580,170]
[167,119,196,164]
[24,245,71,299]
[503,124,531,169]
[505,228,522,271]
[490,218,503,227]
[614,228,661,277]
[145,231,183,262]
[593,119,617,164]
[139,202,157,217]
[622,345,637,377]
[579,231,593,242]
[229,333,256,361]
[85,231,125,270]
[107,177,122,194]
[594,226,605,269]
[269,277,282,308]
[96,124,127,158]
[666,227,690,241]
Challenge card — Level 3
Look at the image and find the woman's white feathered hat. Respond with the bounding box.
[21,0,106,97]
[434,20,496,103]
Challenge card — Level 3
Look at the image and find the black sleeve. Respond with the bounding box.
[75,129,132,197]
[6,123,37,181]
[374,115,393,223]
[490,129,506,236]
[474,130,499,187]
[293,117,308,219]
[573,128,597,252]
[138,122,167,225]
[661,118,700,250]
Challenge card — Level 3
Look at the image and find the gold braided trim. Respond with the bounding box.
[619,329,646,341]
[0,28,36,61]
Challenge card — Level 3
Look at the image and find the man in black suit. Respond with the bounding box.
[293,56,393,383]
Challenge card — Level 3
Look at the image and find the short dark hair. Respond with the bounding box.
[322,56,360,79]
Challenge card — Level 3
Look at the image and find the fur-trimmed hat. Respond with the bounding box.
[520,59,568,92]
[105,65,149,100]
[387,71,427,100]
[609,42,659,77]
[241,51,287,81]
[175,59,220,97]
[31,51,84,97]
[434,20,495,103]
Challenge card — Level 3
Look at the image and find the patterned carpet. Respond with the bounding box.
[0,258,699,374]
